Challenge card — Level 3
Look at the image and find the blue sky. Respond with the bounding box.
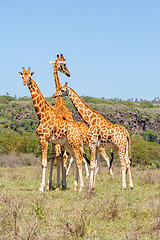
[0,0,160,100]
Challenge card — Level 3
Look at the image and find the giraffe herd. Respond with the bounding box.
[19,54,133,192]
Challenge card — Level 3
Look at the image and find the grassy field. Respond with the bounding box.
[0,164,160,240]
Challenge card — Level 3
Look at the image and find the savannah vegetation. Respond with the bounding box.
[0,95,160,168]
[0,94,160,239]
[0,165,160,239]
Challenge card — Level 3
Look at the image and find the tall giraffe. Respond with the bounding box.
[53,83,133,190]
[48,54,73,191]
[49,54,114,178]
[48,54,90,189]
[18,68,84,192]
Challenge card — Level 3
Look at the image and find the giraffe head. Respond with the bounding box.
[52,82,69,98]
[18,67,35,86]
[49,54,70,77]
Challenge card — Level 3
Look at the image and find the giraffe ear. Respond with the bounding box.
[49,61,55,65]
[31,72,35,76]
[18,72,23,76]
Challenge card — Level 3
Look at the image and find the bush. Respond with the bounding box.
[143,129,158,143]
[131,135,160,167]
[0,132,41,157]
[0,95,15,104]
[139,101,154,109]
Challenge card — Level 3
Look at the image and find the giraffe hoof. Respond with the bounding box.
[79,186,84,192]
[130,186,133,190]
[55,187,60,192]
[88,186,95,192]
[46,184,52,191]
[39,187,45,192]
[62,185,67,190]
[122,186,127,190]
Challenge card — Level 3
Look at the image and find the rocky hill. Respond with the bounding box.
[0,95,160,137]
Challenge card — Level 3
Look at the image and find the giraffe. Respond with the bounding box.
[49,54,114,179]
[48,54,90,189]
[48,54,73,191]
[18,67,84,192]
[52,83,133,190]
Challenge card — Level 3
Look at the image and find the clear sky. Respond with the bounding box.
[0,0,160,100]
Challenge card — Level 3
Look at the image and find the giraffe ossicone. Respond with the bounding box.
[49,61,55,65]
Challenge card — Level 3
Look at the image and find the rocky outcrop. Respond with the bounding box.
[72,109,160,135]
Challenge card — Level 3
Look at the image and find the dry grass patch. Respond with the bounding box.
[0,165,160,239]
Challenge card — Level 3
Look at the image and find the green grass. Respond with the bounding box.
[0,165,160,239]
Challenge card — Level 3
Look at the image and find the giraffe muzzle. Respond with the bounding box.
[66,72,70,77]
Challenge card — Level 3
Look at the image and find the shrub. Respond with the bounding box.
[143,129,158,143]
[131,135,160,167]
[139,101,154,109]
[0,132,41,156]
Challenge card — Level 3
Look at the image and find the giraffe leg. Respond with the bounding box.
[39,140,48,192]
[66,157,73,176]
[125,154,133,189]
[127,164,133,189]
[93,155,98,189]
[119,151,127,190]
[98,148,114,177]
[73,150,84,191]
[61,153,67,189]
[121,166,127,190]
[63,150,68,170]
[125,140,133,189]
[89,145,96,190]
[55,156,61,191]
[77,164,84,191]
[47,143,56,190]
[74,164,79,190]
[95,150,101,175]
[47,159,55,190]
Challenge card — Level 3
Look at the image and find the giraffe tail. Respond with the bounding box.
[109,149,114,170]
[83,153,90,165]
[79,134,90,164]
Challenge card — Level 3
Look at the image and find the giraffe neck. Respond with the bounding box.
[67,87,100,126]
[28,79,53,120]
[54,65,61,90]
[54,65,65,106]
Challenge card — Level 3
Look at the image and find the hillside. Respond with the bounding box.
[0,95,159,136]
[0,95,160,167]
